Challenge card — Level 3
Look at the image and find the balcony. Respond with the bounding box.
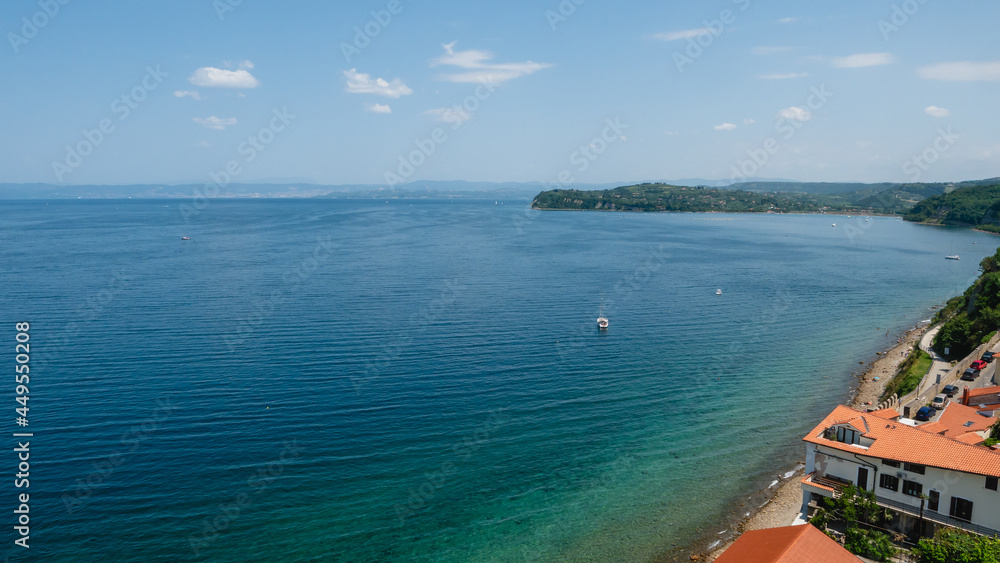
[874,494,1000,538]
[801,471,853,498]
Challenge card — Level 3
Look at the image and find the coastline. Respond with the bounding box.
[694,323,926,562]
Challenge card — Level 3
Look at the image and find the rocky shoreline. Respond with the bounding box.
[696,324,926,562]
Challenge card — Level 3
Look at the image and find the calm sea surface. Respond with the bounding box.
[1,199,996,562]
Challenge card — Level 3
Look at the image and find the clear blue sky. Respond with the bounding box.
[1,0,998,186]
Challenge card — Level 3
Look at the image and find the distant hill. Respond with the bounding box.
[904,179,1000,232]
[530,180,965,214]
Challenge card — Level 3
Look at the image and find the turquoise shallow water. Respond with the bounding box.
[0,200,996,562]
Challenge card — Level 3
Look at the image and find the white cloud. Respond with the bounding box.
[664,130,679,136]
[924,105,951,118]
[430,42,552,84]
[777,106,811,121]
[425,107,472,124]
[343,68,413,98]
[757,72,808,80]
[778,17,797,24]
[753,46,791,55]
[714,122,737,131]
[196,140,212,148]
[366,103,392,114]
[743,118,755,125]
[654,28,713,42]
[174,90,202,100]
[193,116,238,130]
[189,65,260,88]
[832,52,895,68]
[918,60,1000,82]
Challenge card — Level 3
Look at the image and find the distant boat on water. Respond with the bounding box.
[946,255,960,260]
[597,293,608,330]
[181,236,191,240]
[832,223,836,227]
[715,289,722,295]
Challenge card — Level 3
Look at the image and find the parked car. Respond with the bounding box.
[943,384,959,397]
[971,359,988,370]
[983,351,995,363]
[961,368,980,381]
[931,394,948,410]
[915,406,936,421]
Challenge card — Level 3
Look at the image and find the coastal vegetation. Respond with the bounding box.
[882,349,932,400]
[933,247,1000,359]
[912,528,1000,563]
[531,181,953,214]
[904,180,1000,230]
[809,484,898,561]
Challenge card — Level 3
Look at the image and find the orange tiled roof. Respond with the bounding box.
[917,421,947,435]
[870,407,900,419]
[956,432,985,445]
[931,402,995,437]
[714,524,861,563]
[803,405,1000,478]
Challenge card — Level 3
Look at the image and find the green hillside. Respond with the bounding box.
[904,181,1000,232]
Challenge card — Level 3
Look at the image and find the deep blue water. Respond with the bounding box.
[0,199,996,562]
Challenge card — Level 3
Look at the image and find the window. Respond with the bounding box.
[987,476,998,491]
[879,474,899,492]
[903,462,926,475]
[903,480,923,497]
[882,459,900,468]
[928,490,940,512]
[950,497,973,522]
[835,426,860,445]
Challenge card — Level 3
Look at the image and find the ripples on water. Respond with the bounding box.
[0,200,994,562]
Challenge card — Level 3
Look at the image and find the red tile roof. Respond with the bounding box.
[714,524,860,563]
[803,405,1000,478]
[930,402,995,437]
[870,407,900,419]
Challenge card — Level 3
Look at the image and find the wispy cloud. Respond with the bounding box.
[654,28,713,42]
[714,122,737,131]
[189,62,259,88]
[743,118,755,125]
[918,60,1000,82]
[924,105,951,118]
[343,68,413,98]
[832,52,895,68]
[193,116,238,130]
[777,107,811,121]
[778,17,797,24]
[366,103,392,114]
[174,90,202,100]
[757,72,808,80]
[752,46,791,55]
[430,42,552,84]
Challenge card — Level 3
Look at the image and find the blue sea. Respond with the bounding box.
[1,199,996,562]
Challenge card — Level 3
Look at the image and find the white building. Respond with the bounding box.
[800,405,1000,537]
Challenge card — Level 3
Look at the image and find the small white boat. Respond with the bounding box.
[715,289,722,295]
[181,236,191,240]
[597,293,608,329]
[946,255,960,260]
[832,223,836,227]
